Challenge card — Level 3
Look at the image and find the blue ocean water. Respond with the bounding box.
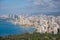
[0,19,34,36]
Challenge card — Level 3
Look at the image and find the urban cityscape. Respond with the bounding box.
[0,14,60,34]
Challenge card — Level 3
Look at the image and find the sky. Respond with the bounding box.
[0,0,60,15]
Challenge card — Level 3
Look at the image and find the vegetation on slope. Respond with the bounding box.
[0,32,60,40]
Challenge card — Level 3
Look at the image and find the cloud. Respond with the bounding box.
[28,0,60,9]
[53,0,60,2]
[33,0,41,5]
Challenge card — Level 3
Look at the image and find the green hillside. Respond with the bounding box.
[0,32,60,40]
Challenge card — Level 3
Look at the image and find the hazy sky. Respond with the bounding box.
[0,0,60,14]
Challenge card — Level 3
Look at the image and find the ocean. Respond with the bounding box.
[0,19,34,36]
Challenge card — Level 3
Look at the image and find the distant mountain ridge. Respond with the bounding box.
[47,12,60,16]
[31,12,60,16]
